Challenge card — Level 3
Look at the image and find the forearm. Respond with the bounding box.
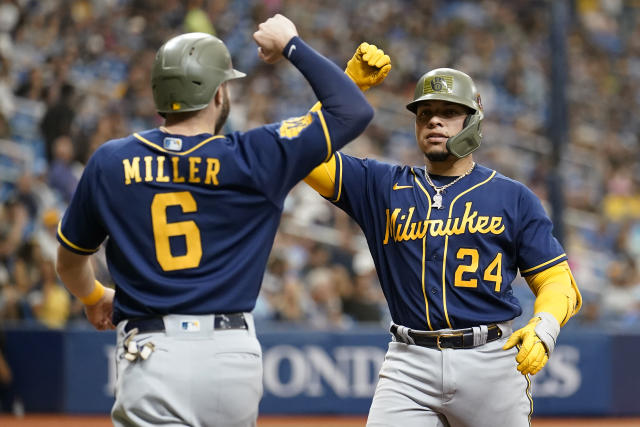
[56,245,100,302]
[303,44,381,196]
[525,261,582,326]
[504,261,581,375]
[285,37,373,148]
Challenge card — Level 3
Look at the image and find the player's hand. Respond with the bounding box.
[502,317,549,375]
[253,14,299,64]
[345,42,392,91]
[84,287,116,331]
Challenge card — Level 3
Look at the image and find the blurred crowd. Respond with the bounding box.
[0,0,639,339]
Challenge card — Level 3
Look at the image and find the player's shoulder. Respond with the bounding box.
[337,152,400,171]
[476,164,541,203]
[224,129,251,145]
[225,124,284,150]
[478,164,528,189]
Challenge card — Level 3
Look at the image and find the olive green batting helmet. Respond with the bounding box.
[152,32,245,114]
[406,68,484,158]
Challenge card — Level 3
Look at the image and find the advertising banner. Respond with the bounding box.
[3,327,638,416]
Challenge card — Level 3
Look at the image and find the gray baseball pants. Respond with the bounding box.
[367,323,532,427]
[111,313,263,427]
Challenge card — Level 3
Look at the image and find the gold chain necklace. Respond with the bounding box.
[423,162,476,209]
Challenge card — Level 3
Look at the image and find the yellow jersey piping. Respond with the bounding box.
[315,109,333,162]
[57,222,99,253]
[134,133,224,156]
[411,167,434,330]
[331,152,344,203]
[442,171,496,328]
[520,254,567,274]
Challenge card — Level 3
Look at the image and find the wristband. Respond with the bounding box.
[80,280,105,306]
[533,311,560,355]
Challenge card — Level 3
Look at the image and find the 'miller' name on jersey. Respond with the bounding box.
[383,202,505,244]
[121,156,221,186]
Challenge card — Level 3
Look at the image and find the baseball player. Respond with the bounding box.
[55,14,374,427]
[305,54,582,426]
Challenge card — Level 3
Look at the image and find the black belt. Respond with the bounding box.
[124,313,247,334]
[390,324,502,350]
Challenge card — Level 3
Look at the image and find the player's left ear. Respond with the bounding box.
[213,83,226,106]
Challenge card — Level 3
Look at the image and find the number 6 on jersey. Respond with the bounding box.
[151,191,203,271]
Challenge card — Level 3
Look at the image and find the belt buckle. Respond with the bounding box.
[436,332,459,350]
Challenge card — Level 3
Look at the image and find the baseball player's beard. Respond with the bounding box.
[425,150,451,162]
[214,91,230,134]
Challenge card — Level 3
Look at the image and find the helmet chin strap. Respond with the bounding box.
[446,110,484,158]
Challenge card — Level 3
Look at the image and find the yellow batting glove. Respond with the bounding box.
[503,317,549,376]
[345,42,392,91]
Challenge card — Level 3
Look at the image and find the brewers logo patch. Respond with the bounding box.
[278,113,313,139]
[424,75,454,94]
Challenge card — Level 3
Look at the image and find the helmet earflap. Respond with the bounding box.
[446,110,483,158]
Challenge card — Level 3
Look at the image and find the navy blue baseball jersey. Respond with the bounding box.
[57,36,373,325]
[330,153,567,331]
[57,117,334,324]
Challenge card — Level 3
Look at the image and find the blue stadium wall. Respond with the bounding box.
[3,326,639,416]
